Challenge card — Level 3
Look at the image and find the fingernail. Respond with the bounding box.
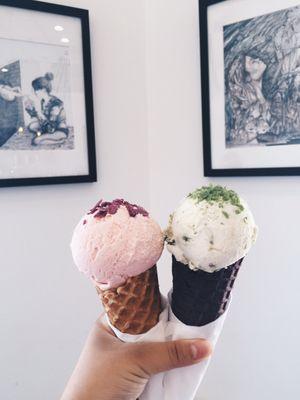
[190,341,211,360]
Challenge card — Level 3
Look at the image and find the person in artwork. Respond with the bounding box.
[227,52,271,145]
[25,72,69,146]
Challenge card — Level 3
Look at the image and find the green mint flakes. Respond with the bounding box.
[188,184,244,216]
[222,211,229,219]
[183,236,190,242]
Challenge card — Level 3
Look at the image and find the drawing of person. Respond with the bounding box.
[227,52,271,145]
[224,5,300,145]
[25,72,69,146]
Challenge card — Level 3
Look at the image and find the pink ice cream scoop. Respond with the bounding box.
[70,199,164,290]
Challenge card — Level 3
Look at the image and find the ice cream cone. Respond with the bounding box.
[97,265,162,334]
[171,256,243,326]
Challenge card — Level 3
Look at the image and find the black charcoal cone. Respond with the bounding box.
[171,255,243,326]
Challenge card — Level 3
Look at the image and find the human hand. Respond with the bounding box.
[61,317,212,400]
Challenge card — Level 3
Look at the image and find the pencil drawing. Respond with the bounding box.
[224,5,300,147]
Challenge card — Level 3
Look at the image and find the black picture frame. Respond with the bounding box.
[0,0,97,188]
[199,0,300,177]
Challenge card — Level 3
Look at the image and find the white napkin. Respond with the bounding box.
[107,293,230,400]
[163,292,229,400]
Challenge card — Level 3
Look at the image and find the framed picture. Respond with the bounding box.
[200,0,300,176]
[0,0,96,187]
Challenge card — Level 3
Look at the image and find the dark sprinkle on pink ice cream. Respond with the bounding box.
[87,198,149,220]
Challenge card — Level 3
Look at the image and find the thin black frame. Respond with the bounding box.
[0,0,97,187]
[199,0,300,177]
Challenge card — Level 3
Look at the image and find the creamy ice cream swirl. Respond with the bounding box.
[165,185,258,273]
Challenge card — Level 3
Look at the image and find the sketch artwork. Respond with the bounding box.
[224,5,300,147]
[0,38,74,150]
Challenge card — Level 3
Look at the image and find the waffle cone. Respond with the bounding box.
[171,256,243,326]
[96,266,161,334]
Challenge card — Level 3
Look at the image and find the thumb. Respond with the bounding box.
[130,339,212,377]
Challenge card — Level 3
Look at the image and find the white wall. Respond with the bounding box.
[146,1,300,400]
[1,0,300,399]
[0,1,150,399]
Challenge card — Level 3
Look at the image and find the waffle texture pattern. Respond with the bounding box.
[98,266,161,334]
[171,256,243,326]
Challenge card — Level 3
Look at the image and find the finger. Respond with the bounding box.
[130,338,212,377]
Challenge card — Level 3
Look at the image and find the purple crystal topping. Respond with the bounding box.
[88,198,149,219]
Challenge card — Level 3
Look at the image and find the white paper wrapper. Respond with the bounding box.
[107,293,230,400]
[163,292,229,400]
